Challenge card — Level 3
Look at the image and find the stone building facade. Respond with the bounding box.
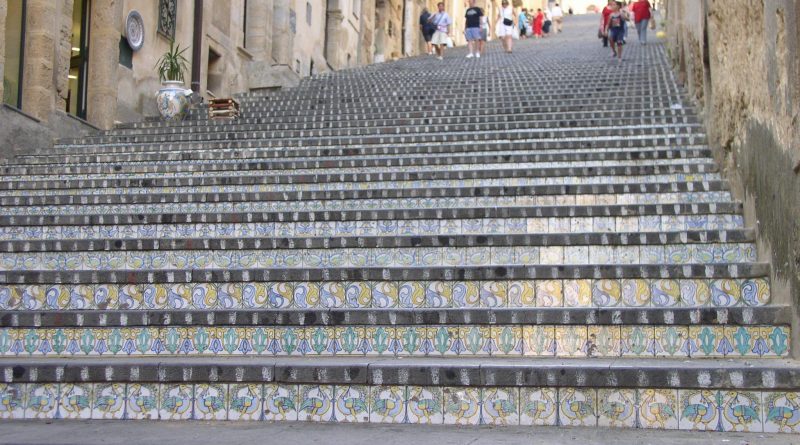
[663,0,800,352]
[0,0,453,132]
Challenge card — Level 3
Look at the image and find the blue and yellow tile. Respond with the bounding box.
[482,387,520,425]
[597,389,636,428]
[558,388,596,427]
[638,389,679,429]
[264,383,298,421]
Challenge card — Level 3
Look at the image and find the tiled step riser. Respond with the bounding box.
[0,161,721,198]
[81,117,700,145]
[3,382,797,433]
[0,324,790,359]
[0,243,759,271]
[100,114,701,141]
[1,214,747,241]
[1,189,731,211]
[0,277,771,310]
[5,139,710,174]
[4,146,714,179]
[111,108,699,133]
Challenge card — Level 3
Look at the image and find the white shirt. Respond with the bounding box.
[500,6,513,21]
[552,6,563,17]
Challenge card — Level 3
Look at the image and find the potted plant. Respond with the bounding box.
[154,40,191,121]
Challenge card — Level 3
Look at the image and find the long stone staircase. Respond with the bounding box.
[0,17,798,433]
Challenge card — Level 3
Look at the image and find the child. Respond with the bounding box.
[605,1,628,62]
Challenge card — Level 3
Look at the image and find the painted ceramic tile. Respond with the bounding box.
[519,387,557,426]
[559,388,596,427]
[452,281,480,308]
[443,387,481,425]
[480,281,508,308]
[0,384,25,419]
[592,280,621,307]
[710,279,741,307]
[425,326,459,356]
[307,327,337,356]
[555,326,588,357]
[597,389,637,428]
[398,281,425,308]
[535,280,563,307]
[621,279,651,307]
[56,385,91,420]
[638,389,679,429]
[587,326,621,357]
[763,392,800,433]
[333,385,369,423]
[227,384,263,421]
[654,326,690,358]
[621,326,655,357]
[159,384,194,420]
[507,281,536,308]
[740,278,771,307]
[688,326,727,358]
[539,247,564,265]
[490,326,523,356]
[298,385,334,422]
[426,281,453,308]
[720,391,761,432]
[482,387,520,425]
[264,384,298,421]
[406,386,443,424]
[563,280,592,307]
[564,246,589,265]
[91,383,126,420]
[292,282,318,309]
[678,279,711,307]
[650,279,680,307]
[372,282,398,308]
[522,325,556,357]
[369,386,406,424]
[679,390,720,431]
[25,384,58,419]
[194,384,228,420]
[125,383,159,420]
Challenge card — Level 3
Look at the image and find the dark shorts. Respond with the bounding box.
[609,27,625,43]
[423,31,434,42]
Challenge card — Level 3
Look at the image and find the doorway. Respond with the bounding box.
[3,0,26,108]
[67,0,91,118]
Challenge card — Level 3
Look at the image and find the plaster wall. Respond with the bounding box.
[664,0,800,354]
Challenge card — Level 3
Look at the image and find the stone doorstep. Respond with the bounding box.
[2,306,789,328]
[0,167,721,203]
[0,263,772,285]
[1,152,716,188]
[27,128,708,163]
[9,137,709,172]
[2,357,798,390]
[0,202,745,226]
[0,230,755,253]
[8,145,714,176]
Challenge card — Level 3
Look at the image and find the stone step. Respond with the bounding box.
[111,106,698,133]
[1,148,715,189]
[3,143,712,177]
[0,202,745,227]
[0,263,771,286]
[7,135,706,174]
[0,277,772,311]
[4,357,797,430]
[36,125,706,163]
[0,320,790,359]
[68,116,701,147]
[2,195,733,217]
[0,162,720,199]
[0,243,759,272]
[1,213,746,242]
[101,111,699,139]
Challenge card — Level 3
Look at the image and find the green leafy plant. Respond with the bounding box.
[155,40,189,83]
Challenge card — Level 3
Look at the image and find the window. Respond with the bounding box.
[3,0,26,108]
[306,2,312,26]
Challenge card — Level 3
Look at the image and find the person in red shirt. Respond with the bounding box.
[631,0,652,44]
[600,0,615,48]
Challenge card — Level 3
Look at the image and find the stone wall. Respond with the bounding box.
[664,0,800,353]
[0,0,6,103]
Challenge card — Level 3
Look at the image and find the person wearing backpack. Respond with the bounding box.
[419,8,436,55]
[430,2,452,60]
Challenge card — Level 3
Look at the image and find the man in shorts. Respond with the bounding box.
[430,2,452,60]
[464,0,484,58]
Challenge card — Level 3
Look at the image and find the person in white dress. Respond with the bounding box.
[551,3,564,33]
[496,0,516,53]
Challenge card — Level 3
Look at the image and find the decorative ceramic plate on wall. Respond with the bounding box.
[126,10,145,51]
